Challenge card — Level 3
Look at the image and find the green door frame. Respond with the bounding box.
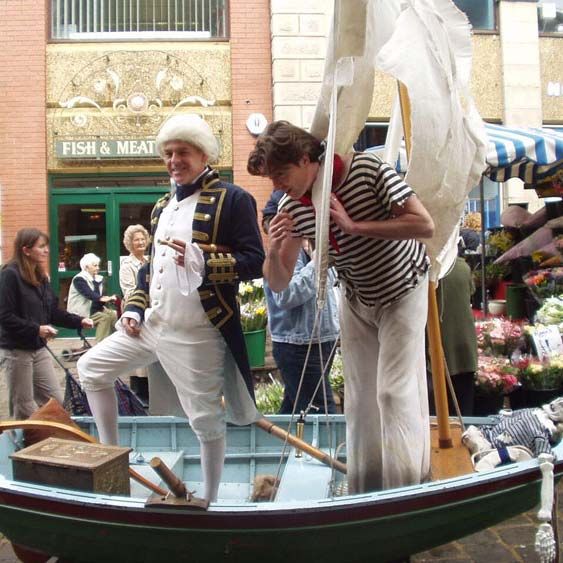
[49,187,168,338]
[49,188,168,298]
[48,170,233,336]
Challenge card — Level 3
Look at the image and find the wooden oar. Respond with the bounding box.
[0,420,166,496]
[255,417,347,474]
[398,83,452,448]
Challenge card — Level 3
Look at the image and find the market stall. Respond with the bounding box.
[476,124,563,315]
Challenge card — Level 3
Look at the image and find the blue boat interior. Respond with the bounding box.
[0,415,350,503]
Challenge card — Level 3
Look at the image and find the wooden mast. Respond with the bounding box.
[397,83,453,449]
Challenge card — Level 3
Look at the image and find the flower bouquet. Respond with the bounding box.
[475,318,525,358]
[238,279,268,332]
[523,267,563,304]
[535,296,563,331]
[487,229,516,258]
[514,354,563,392]
[475,354,520,396]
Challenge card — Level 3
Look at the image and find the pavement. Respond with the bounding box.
[0,339,561,562]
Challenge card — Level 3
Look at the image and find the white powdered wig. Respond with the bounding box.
[156,114,219,163]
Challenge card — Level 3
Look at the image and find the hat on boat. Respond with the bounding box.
[156,114,219,163]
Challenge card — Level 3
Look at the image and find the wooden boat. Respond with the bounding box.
[0,414,560,563]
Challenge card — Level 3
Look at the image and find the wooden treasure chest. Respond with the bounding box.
[10,437,132,495]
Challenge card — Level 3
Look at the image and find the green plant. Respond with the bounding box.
[329,352,344,396]
[472,262,510,289]
[255,375,284,414]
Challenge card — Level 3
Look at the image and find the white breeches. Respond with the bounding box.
[78,319,229,442]
[340,275,431,493]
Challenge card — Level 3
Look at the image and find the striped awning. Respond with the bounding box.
[367,123,563,192]
[484,124,563,188]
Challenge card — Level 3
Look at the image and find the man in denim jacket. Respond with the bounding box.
[263,191,339,414]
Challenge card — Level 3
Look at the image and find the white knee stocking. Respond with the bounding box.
[85,387,119,445]
[200,436,225,503]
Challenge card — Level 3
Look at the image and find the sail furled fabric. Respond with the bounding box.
[310,0,401,154]
[309,0,401,301]
[484,124,563,188]
[310,0,488,285]
[376,0,488,281]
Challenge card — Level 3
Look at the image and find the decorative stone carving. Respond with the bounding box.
[49,49,231,168]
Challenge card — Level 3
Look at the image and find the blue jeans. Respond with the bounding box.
[272,341,337,415]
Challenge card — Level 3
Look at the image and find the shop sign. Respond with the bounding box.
[55,139,159,159]
[530,325,563,361]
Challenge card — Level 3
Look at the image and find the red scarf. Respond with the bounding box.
[298,154,344,252]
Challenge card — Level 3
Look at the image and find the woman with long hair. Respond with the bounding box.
[0,228,93,418]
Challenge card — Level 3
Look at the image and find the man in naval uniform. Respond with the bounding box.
[77,114,265,504]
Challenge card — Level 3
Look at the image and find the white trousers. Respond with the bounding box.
[78,318,253,442]
[340,275,430,493]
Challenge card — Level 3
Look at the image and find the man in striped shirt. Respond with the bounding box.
[247,120,435,494]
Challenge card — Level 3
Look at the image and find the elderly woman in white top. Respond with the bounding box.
[119,225,150,402]
[119,225,149,303]
[67,253,118,343]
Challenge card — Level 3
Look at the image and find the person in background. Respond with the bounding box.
[77,114,264,504]
[262,190,339,415]
[431,242,477,416]
[120,224,149,303]
[119,224,150,403]
[247,120,434,494]
[67,253,118,343]
[460,211,482,252]
[0,228,93,418]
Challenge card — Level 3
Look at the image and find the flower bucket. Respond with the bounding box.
[523,388,562,408]
[473,393,504,416]
[244,329,266,368]
[506,284,527,320]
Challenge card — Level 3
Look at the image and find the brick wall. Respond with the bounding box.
[0,1,48,262]
[230,0,274,223]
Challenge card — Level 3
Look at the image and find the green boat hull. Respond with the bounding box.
[0,416,558,562]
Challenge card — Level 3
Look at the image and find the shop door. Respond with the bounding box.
[50,192,162,325]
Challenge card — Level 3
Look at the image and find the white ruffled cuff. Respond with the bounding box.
[177,242,205,296]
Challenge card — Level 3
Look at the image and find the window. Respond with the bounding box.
[453,0,496,31]
[51,0,228,40]
[354,123,389,152]
[538,1,563,33]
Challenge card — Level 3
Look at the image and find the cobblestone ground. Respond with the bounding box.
[0,339,562,562]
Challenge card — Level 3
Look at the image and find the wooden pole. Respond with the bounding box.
[397,83,452,448]
[150,457,187,498]
[254,417,347,474]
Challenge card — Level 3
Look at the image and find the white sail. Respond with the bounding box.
[377,0,488,279]
[310,0,488,284]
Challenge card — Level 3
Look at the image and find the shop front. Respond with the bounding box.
[48,168,232,335]
[49,174,168,304]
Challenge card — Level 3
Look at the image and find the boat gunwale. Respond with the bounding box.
[0,454,560,530]
[0,414,561,530]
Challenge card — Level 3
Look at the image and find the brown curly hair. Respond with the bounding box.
[247,121,324,176]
